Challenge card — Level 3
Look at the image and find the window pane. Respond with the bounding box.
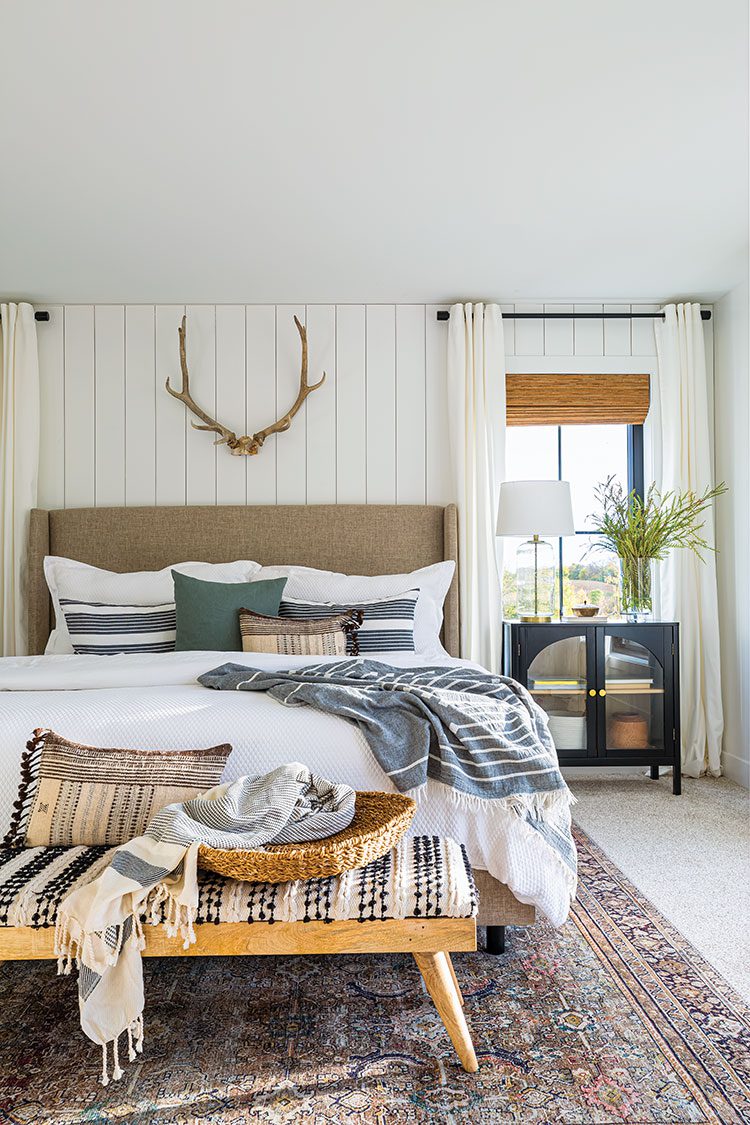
[560,425,628,530]
[562,535,620,617]
[505,426,558,481]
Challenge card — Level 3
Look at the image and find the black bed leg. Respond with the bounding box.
[650,765,659,780]
[486,925,506,955]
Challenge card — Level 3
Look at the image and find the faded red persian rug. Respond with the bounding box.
[0,826,748,1123]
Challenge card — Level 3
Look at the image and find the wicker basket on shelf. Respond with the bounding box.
[197,791,416,883]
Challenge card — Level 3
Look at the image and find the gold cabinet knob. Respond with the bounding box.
[588,689,596,697]
[599,688,606,697]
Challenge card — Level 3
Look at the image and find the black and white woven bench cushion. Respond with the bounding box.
[0,836,478,929]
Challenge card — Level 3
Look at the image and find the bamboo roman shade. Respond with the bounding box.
[506,373,650,426]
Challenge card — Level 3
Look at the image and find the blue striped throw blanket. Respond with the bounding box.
[199,659,576,872]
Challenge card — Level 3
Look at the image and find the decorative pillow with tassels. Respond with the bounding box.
[3,730,232,848]
[239,607,363,656]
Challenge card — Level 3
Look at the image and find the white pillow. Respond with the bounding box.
[255,561,455,657]
[44,557,262,654]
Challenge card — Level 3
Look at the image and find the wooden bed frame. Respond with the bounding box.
[22,503,535,947]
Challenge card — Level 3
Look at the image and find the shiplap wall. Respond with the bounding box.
[35,301,676,511]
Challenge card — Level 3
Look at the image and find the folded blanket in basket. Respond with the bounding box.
[54,764,354,1085]
[199,658,577,876]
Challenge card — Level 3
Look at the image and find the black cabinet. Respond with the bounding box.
[503,621,681,794]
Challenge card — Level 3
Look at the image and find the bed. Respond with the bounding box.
[0,503,576,937]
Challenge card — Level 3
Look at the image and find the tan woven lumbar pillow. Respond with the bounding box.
[3,729,232,848]
[239,607,363,656]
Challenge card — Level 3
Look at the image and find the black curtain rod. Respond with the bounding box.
[436,309,711,322]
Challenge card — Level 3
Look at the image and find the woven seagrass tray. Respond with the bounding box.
[197,791,416,883]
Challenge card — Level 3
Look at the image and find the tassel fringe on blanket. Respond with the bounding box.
[53,763,356,1084]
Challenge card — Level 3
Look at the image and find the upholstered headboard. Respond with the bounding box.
[27,504,460,658]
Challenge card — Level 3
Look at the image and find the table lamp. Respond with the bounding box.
[497,480,575,622]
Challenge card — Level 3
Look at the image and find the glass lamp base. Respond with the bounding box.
[516,537,557,621]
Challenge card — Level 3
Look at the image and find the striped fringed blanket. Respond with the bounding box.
[200,659,577,876]
[52,764,355,1085]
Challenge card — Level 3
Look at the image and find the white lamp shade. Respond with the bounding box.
[496,480,575,537]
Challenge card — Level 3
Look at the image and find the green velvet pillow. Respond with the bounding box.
[172,572,287,651]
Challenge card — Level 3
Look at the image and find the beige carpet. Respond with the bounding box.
[565,766,750,1001]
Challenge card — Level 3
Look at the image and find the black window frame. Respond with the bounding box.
[554,423,645,618]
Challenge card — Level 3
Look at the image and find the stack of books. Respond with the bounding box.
[530,677,585,692]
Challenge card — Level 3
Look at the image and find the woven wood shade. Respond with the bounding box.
[506,373,650,426]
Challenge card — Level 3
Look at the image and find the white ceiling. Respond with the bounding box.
[1,0,748,304]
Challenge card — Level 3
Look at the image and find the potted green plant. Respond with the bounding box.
[589,477,727,620]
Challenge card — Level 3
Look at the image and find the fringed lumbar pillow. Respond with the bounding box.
[238,606,363,656]
[3,730,232,848]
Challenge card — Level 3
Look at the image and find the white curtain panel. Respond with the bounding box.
[0,303,40,657]
[654,303,723,777]
[447,303,506,672]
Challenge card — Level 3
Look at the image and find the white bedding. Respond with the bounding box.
[0,651,575,925]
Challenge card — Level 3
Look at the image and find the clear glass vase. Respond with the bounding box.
[619,556,654,621]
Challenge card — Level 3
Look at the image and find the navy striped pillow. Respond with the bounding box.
[279,591,418,654]
[59,599,176,655]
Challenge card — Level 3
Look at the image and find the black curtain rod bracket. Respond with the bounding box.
[436,309,711,322]
[0,311,49,322]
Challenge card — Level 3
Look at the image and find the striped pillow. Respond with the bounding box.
[4,729,233,848]
[279,591,419,654]
[239,608,363,656]
[59,599,176,655]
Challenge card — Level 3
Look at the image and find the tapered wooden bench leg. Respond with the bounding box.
[413,951,478,1072]
[446,952,464,1005]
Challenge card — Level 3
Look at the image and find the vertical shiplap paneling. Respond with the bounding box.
[275,305,307,504]
[631,303,660,356]
[215,305,246,506]
[544,303,574,355]
[396,304,426,503]
[305,304,337,503]
[603,303,632,356]
[366,305,396,503]
[245,305,277,504]
[425,305,451,505]
[94,305,125,506]
[513,302,545,356]
[125,306,156,506]
[63,305,95,507]
[36,305,65,509]
[184,305,217,505]
[155,305,186,505]
[335,304,366,503]
[574,303,604,356]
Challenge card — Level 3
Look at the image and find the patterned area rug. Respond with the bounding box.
[0,827,748,1124]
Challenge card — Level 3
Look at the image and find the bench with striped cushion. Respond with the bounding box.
[0,836,480,1072]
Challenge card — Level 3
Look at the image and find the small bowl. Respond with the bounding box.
[571,605,600,618]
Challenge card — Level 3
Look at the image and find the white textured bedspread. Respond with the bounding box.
[0,651,575,924]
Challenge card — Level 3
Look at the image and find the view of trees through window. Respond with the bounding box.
[502,424,632,618]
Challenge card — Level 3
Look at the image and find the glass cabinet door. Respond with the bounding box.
[602,632,666,753]
[526,632,592,754]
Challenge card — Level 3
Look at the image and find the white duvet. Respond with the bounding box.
[0,651,575,925]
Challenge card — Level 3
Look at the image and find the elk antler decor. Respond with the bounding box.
[165,315,326,455]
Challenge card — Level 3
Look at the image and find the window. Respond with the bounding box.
[501,423,644,618]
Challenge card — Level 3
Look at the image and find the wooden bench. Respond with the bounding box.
[0,835,481,1072]
[0,916,479,1073]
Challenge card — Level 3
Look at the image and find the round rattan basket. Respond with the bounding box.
[197,791,416,883]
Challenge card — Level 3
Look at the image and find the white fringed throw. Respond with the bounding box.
[54,763,355,1084]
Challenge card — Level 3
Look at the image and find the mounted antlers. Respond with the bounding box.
[165,315,326,456]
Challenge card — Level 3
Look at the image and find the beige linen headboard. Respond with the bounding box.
[27,504,460,658]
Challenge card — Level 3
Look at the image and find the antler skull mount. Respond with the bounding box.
[165,314,326,455]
